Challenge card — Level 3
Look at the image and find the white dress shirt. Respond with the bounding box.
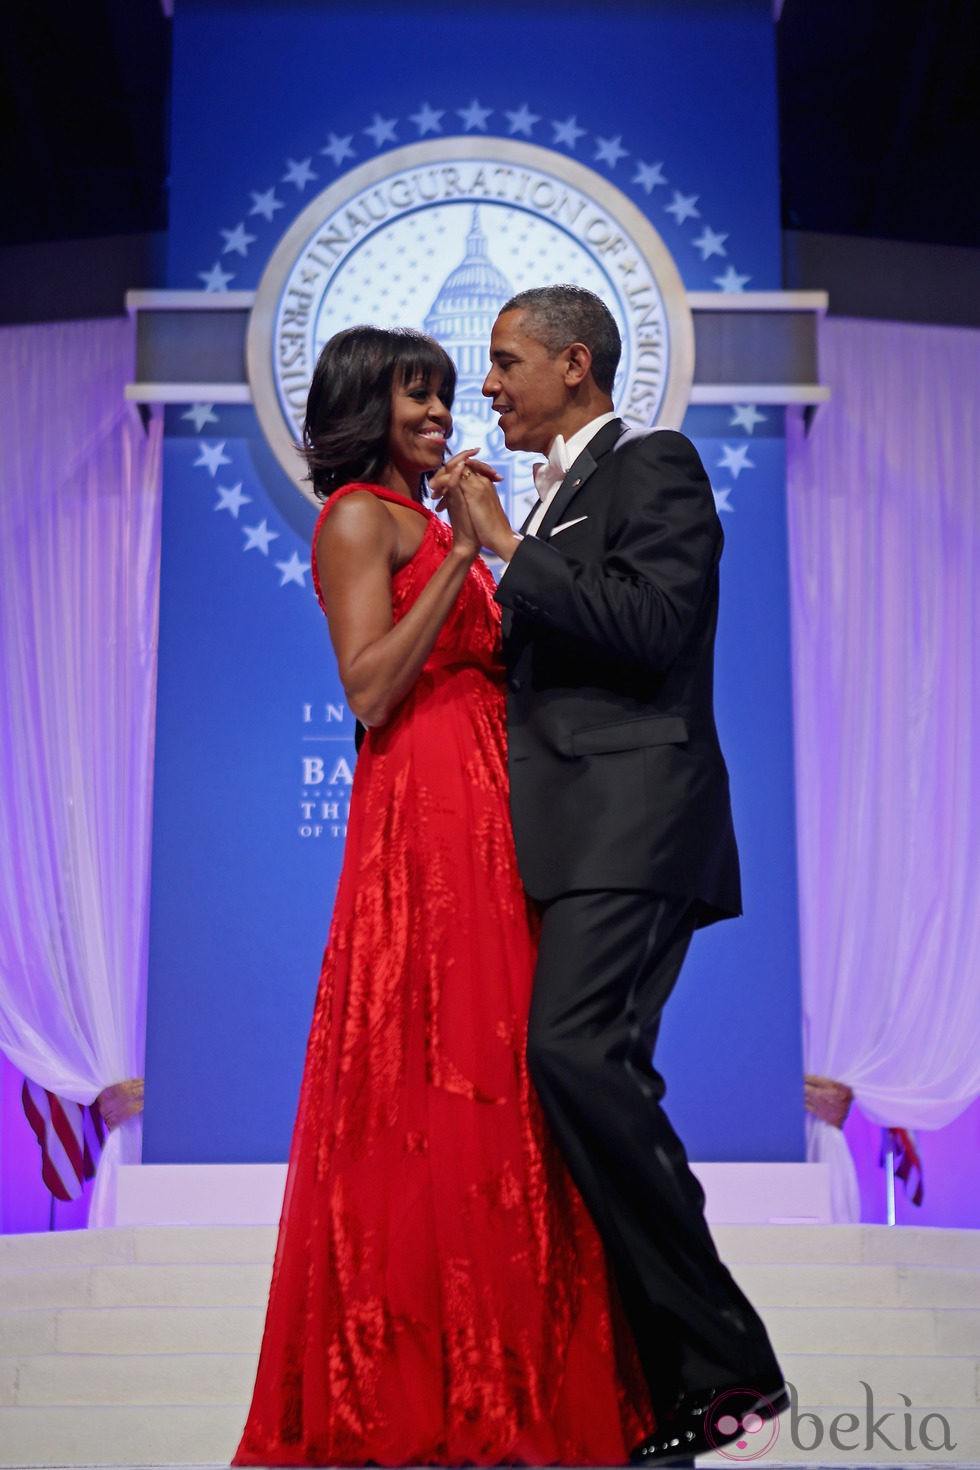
[523,412,618,538]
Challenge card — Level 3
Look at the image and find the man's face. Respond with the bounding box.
[482,309,573,455]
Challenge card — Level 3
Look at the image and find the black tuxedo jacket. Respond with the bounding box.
[495,419,741,924]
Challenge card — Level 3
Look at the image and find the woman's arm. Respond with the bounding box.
[316,484,478,728]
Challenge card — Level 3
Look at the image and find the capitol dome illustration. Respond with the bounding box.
[424,207,511,423]
[423,201,543,535]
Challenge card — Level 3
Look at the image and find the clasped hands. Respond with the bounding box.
[428,449,522,563]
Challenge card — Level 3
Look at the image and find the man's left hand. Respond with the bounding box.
[457,468,523,562]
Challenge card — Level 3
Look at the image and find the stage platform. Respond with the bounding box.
[114,1160,834,1228]
[1,1219,978,1467]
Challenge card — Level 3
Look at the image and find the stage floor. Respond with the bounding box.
[4,1223,977,1469]
[24,1463,974,1470]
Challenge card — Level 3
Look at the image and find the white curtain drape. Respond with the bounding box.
[0,317,162,1225]
[786,316,980,1221]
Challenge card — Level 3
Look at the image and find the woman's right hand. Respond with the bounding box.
[429,449,497,559]
[445,476,486,559]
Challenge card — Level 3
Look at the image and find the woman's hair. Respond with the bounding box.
[302,325,456,500]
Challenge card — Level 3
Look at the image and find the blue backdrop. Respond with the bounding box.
[144,0,804,1166]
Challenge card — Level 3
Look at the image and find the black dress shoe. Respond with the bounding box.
[630,1453,693,1470]
[630,1376,788,1464]
[629,1436,694,1469]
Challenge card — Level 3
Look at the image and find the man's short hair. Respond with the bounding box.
[500,284,621,394]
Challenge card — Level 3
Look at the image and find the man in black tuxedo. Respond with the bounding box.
[456,286,786,1465]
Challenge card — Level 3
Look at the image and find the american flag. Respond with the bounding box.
[21,1078,106,1202]
[881,1124,924,1207]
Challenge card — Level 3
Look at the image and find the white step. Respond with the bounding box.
[782,1353,979,1408]
[2,1349,257,1406]
[86,1261,272,1309]
[4,1401,979,1467]
[764,1303,980,1355]
[4,1299,975,1361]
[115,1159,836,1227]
[0,1220,975,1270]
[4,1257,976,1314]
[0,1402,242,1466]
[717,1223,980,1268]
[0,1223,976,1468]
[2,1347,976,1411]
[1,1401,976,1470]
[58,1304,264,1356]
[0,1304,263,1357]
[733,1261,980,1308]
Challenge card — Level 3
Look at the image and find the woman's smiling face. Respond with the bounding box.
[385,372,453,496]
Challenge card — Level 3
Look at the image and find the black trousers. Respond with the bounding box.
[526,890,782,1414]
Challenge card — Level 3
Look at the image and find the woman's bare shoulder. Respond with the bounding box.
[317,489,396,551]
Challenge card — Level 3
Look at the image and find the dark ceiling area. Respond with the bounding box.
[0,0,171,247]
[0,0,977,252]
[776,0,978,249]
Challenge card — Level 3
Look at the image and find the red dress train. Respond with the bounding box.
[233,485,649,1466]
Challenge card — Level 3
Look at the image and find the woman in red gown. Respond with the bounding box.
[233,326,649,1467]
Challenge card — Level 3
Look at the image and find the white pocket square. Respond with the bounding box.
[549,515,588,536]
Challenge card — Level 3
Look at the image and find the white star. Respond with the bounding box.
[410,102,443,135]
[552,115,586,149]
[182,403,218,433]
[633,160,667,193]
[275,551,309,587]
[193,441,232,477]
[242,519,280,555]
[713,487,734,514]
[692,226,728,260]
[198,262,234,291]
[730,404,768,434]
[665,191,701,225]
[594,135,628,168]
[714,266,751,291]
[249,188,284,221]
[220,223,256,257]
[458,99,492,131]
[215,481,251,517]
[321,133,355,166]
[364,114,398,148]
[282,157,317,190]
[505,103,540,137]
[718,444,755,479]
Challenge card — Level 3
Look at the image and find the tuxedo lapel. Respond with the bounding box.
[503,420,623,642]
[537,418,624,540]
[502,497,544,640]
[518,501,540,536]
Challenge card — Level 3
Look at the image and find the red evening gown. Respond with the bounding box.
[233,484,649,1466]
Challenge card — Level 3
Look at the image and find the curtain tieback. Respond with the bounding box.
[96,1077,144,1130]
[804,1073,854,1129]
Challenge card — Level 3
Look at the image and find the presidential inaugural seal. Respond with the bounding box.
[247,137,694,520]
